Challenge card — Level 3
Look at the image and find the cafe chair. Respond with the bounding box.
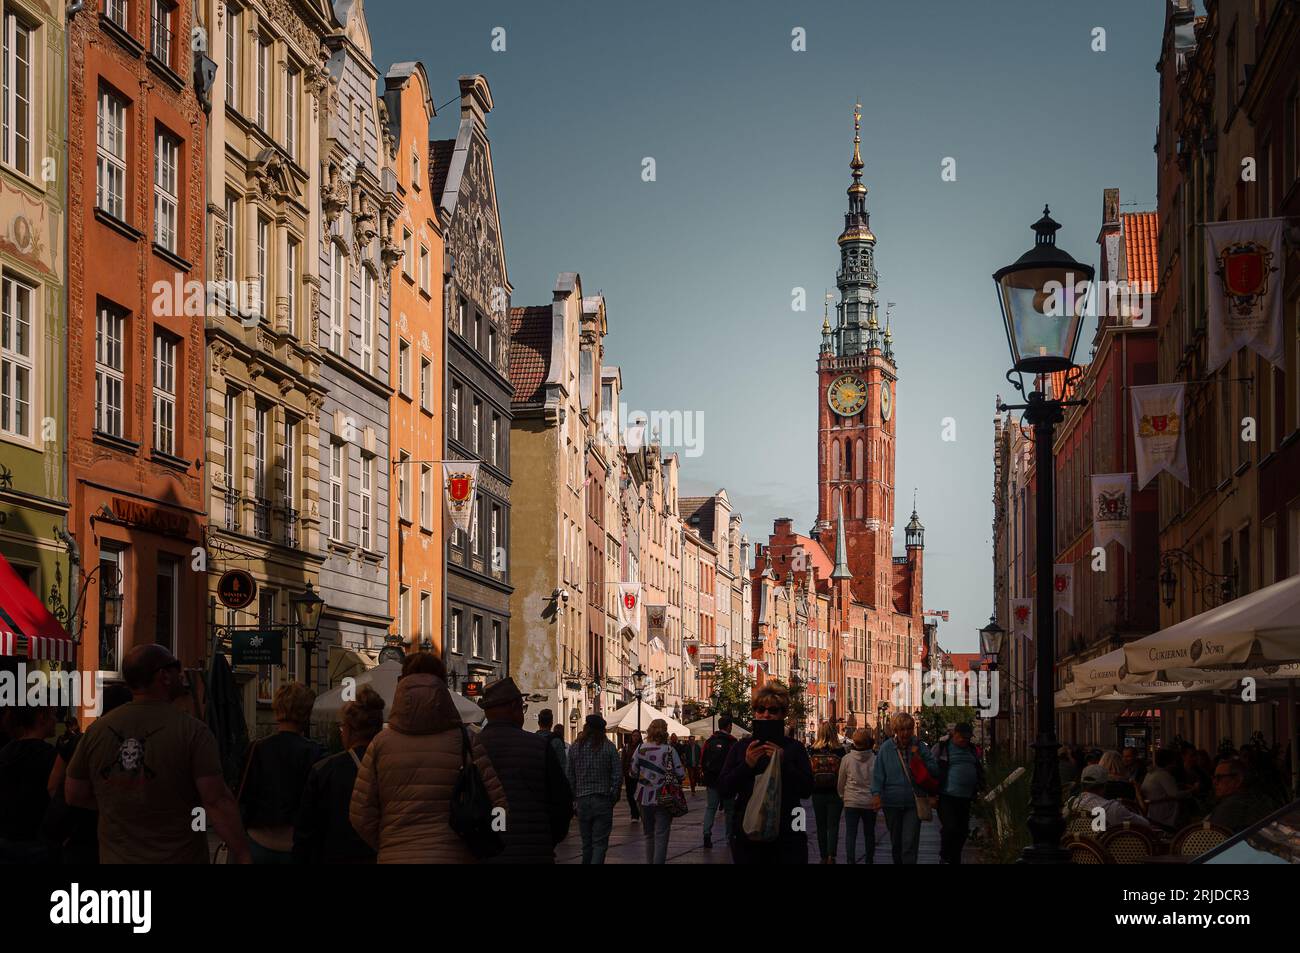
[1101,823,1155,864]
[1171,819,1231,857]
[1065,837,1113,864]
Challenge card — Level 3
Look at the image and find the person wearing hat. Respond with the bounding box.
[565,714,622,864]
[476,677,573,863]
[1074,763,1152,832]
[933,722,985,863]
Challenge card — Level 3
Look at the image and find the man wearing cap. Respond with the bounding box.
[934,722,985,863]
[476,678,573,863]
[565,714,622,864]
[1074,764,1152,832]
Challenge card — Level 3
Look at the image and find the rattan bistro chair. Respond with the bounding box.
[1066,837,1113,864]
[1063,812,1094,839]
[1101,823,1156,864]
[1171,819,1231,857]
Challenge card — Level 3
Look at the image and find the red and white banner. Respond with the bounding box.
[1011,598,1033,641]
[1131,383,1188,490]
[1053,563,1074,617]
[617,583,642,636]
[1205,218,1286,371]
[1091,473,1132,551]
[441,461,480,534]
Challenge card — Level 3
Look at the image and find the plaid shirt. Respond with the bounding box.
[565,740,622,800]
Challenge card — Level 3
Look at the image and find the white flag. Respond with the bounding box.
[1053,563,1074,617]
[617,583,642,636]
[1091,473,1132,551]
[1205,218,1286,371]
[1011,598,1033,642]
[646,604,667,640]
[441,461,481,535]
[1130,383,1188,490]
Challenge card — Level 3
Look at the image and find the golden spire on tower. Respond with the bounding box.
[851,101,864,173]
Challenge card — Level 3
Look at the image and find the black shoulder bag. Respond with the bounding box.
[449,726,505,860]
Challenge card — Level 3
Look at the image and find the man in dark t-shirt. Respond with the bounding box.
[67,645,251,864]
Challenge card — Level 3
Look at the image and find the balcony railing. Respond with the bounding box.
[253,498,272,540]
[223,487,241,532]
[283,502,299,548]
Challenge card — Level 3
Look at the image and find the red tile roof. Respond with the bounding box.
[508,306,552,403]
[948,653,982,672]
[1041,364,1089,402]
[428,139,456,204]
[1122,211,1159,294]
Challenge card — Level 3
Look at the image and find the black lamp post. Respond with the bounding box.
[979,615,1005,766]
[291,581,325,690]
[994,206,1094,864]
[632,664,647,734]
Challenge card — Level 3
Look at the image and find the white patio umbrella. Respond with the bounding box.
[684,717,751,740]
[311,660,484,725]
[604,700,692,738]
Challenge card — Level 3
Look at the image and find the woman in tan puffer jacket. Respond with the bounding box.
[349,672,507,863]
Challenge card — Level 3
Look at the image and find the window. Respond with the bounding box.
[283,417,297,506]
[449,610,461,653]
[359,268,375,372]
[283,66,298,158]
[152,331,177,454]
[0,275,34,439]
[470,501,479,549]
[153,130,179,251]
[420,463,432,529]
[412,150,420,189]
[255,35,270,129]
[95,305,125,437]
[329,442,344,541]
[418,245,430,293]
[402,229,413,277]
[225,6,240,111]
[96,87,127,220]
[155,555,178,651]
[255,214,269,320]
[99,547,124,674]
[397,339,410,395]
[150,0,174,66]
[456,297,466,335]
[105,0,128,30]
[420,357,431,411]
[398,451,410,521]
[224,193,238,286]
[420,592,431,645]
[398,585,410,644]
[285,237,299,333]
[472,617,482,658]
[491,621,501,661]
[223,390,238,489]
[360,453,373,550]
[490,505,499,561]
[2,10,32,175]
[450,385,460,441]
[329,244,345,354]
[490,415,499,466]
[487,326,496,365]
[471,399,480,452]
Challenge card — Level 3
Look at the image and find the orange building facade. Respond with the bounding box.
[66,1,208,675]
[382,63,444,653]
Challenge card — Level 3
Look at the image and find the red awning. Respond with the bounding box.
[0,552,75,662]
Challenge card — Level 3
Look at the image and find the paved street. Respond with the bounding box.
[556,789,980,864]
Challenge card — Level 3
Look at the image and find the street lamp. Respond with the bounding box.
[979,616,1005,766]
[1158,550,1237,610]
[632,664,647,734]
[994,206,1094,865]
[291,581,325,689]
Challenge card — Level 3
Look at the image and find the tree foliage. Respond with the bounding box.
[707,657,755,727]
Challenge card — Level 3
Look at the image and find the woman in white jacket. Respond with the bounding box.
[837,729,879,864]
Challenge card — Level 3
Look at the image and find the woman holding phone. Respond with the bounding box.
[717,684,814,864]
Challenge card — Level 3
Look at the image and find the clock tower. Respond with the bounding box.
[817,104,898,608]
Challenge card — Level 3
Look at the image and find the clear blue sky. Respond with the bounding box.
[367,0,1166,651]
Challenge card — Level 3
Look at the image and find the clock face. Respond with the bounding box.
[827,375,868,417]
[881,381,893,421]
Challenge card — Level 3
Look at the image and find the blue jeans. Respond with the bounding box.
[702,786,734,842]
[843,807,877,863]
[640,804,673,864]
[883,805,921,864]
[576,794,615,864]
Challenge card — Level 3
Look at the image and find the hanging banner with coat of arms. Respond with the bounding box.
[1205,218,1286,372]
[646,604,667,641]
[441,461,480,534]
[617,583,642,636]
[1091,473,1132,551]
[1011,598,1033,641]
[1130,383,1188,490]
[1053,563,1074,617]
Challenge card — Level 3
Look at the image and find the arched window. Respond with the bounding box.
[854,487,864,519]
[831,440,841,479]
[855,438,864,479]
[844,437,853,478]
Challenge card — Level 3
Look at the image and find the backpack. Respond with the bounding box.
[449,726,504,860]
[810,748,842,792]
[701,733,734,785]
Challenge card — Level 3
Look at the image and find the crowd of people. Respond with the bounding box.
[6,645,1290,865]
[1057,737,1292,838]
